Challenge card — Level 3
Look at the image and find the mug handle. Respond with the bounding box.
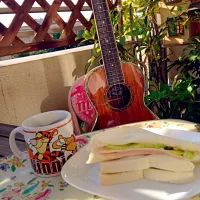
[9,127,28,159]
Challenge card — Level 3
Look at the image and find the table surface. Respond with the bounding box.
[0,119,200,200]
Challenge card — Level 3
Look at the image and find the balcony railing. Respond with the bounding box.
[0,0,117,57]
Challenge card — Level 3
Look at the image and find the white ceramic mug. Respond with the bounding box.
[9,110,77,177]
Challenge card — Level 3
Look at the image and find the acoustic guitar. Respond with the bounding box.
[84,0,158,130]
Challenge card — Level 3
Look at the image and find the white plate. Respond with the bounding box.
[61,128,200,200]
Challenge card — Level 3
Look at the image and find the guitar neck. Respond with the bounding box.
[91,0,124,85]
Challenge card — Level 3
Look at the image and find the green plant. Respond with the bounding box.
[145,35,200,123]
[168,35,200,82]
[13,49,49,58]
[145,76,200,122]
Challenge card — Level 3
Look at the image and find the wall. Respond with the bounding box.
[158,2,191,83]
[159,1,190,46]
[0,45,93,126]
[167,45,186,84]
[0,55,11,61]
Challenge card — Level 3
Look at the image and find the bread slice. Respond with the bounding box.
[100,170,143,185]
[100,156,150,173]
[87,152,128,164]
[147,155,195,172]
[144,168,195,184]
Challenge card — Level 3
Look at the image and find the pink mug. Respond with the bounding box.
[9,110,77,177]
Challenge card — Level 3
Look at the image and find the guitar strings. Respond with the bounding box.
[92,0,129,109]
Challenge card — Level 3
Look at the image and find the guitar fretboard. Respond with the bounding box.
[91,0,124,85]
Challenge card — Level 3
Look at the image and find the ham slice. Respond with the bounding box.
[100,148,184,160]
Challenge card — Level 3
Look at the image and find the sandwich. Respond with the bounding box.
[86,126,198,185]
[99,155,195,185]
[87,126,200,164]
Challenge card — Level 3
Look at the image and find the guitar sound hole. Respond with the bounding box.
[106,84,133,110]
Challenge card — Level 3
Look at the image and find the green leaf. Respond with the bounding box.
[190,37,199,44]
[75,36,80,41]
[83,30,92,40]
[48,184,54,187]
[77,30,85,38]
[189,54,197,61]
[158,111,164,118]
[91,19,96,26]
[128,29,142,37]
[22,182,39,195]
[187,85,193,92]
[169,95,178,101]
[160,83,170,92]
[177,6,182,12]
[11,165,16,172]
[0,188,7,193]
[120,24,125,33]
[144,16,148,26]
[148,91,161,101]
[170,6,176,13]
[156,33,166,41]
[136,46,147,52]
[154,44,161,51]
[182,18,189,26]
[96,47,101,53]
[119,36,126,46]
[27,177,37,185]
[156,55,161,59]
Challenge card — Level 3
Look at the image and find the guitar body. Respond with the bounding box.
[84,0,158,130]
[85,62,158,129]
